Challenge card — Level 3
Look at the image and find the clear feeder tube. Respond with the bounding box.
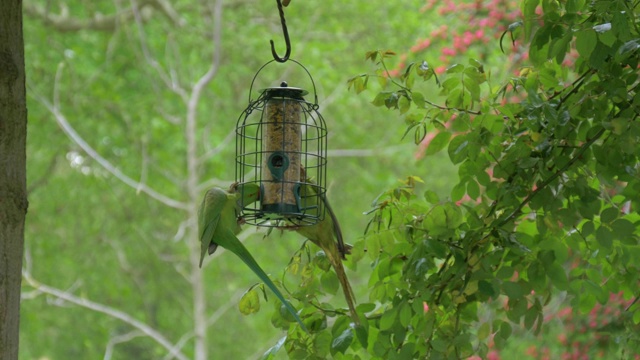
[261,98,302,215]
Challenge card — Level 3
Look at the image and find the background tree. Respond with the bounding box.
[20,0,640,359]
[21,0,426,359]
[0,1,27,359]
[0,0,28,359]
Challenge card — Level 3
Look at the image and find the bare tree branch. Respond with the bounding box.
[21,272,189,360]
[130,0,189,102]
[23,0,184,32]
[327,145,410,158]
[197,128,236,165]
[184,1,225,359]
[28,65,189,210]
[26,151,58,195]
[103,331,146,360]
[161,289,245,360]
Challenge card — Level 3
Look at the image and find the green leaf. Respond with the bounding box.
[596,225,614,250]
[527,261,547,290]
[442,77,461,91]
[477,322,491,340]
[448,134,469,164]
[239,288,261,315]
[446,63,464,73]
[502,281,526,299]
[611,218,635,237]
[576,30,597,58]
[463,76,481,101]
[498,321,512,340]
[524,303,539,330]
[424,190,439,204]
[581,220,595,237]
[379,307,398,331]
[412,92,426,108]
[547,262,569,290]
[321,271,340,295]
[399,303,412,327]
[446,88,464,108]
[478,280,497,298]
[467,179,480,200]
[259,336,286,360]
[600,206,619,223]
[354,324,368,348]
[634,309,640,325]
[398,95,411,114]
[566,0,585,13]
[425,203,463,235]
[424,132,451,156]
[366,233,381,261]
[372,92,389,107]
[331,328,354,355]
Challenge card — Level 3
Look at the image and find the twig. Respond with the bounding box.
[499,126,607,226]
[103,331,145,360]
[29,66,189,210]
[22,272,189,360]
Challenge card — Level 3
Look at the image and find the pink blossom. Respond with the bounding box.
[442,47,456,56]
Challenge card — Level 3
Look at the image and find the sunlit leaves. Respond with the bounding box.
[342,0,640,358]
[239,287,262,315]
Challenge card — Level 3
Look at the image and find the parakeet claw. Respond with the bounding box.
[208,242,219,255]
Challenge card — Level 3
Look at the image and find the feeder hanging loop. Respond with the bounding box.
[270,0,291,63]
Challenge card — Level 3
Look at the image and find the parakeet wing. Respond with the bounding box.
[198,188,231,267]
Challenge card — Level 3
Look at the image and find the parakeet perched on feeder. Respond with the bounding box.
[290,171,360,325]
[198,183,307,331]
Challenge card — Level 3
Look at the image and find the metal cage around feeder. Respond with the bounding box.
[235,60,327,227]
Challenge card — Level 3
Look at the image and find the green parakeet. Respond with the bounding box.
[292,176,360,325]
[198,183,307,331]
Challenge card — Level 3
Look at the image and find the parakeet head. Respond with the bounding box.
[232,182,261,207]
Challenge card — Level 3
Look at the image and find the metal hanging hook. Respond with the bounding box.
[270,0,291,63]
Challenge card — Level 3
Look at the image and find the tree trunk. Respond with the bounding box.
[0,0,28,359]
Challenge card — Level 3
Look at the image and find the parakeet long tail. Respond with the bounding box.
[223,232,308,332]
[324,240,360,325]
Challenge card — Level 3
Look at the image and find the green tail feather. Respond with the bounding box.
[223,232,308,332]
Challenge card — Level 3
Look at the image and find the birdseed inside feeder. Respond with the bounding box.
[261,83,303,214]
[235,74,327,227]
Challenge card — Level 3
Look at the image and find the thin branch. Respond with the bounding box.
[161,289,246,360]
[24,0,183,32]
[50,99,188,209]
[130,0,189,102]
[197,128,236,165]
[205,289,246,327]
[137,137,150,195]
[29,66,189,210]
[21,272,189,360]
[186,3,225,359]
[26,152,58,195]
[499,126,607,226]
[103,331,146,360]
[327,145,410,157]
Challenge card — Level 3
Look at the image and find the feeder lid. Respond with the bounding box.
[261,81,308,99]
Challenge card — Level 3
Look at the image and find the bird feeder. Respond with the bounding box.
[235,60,327,226]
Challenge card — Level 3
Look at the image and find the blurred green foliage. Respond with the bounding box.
[21,0,640,359]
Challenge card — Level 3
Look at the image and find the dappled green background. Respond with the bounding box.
[22,0,462,358]
[22,0,640,359]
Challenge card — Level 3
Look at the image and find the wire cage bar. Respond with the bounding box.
[235,62,327,227]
